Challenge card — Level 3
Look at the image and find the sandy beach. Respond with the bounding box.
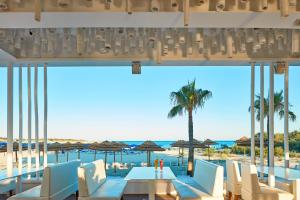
[0,148,298,173]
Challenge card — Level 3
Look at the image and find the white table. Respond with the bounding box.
[257,165,300,180]
[0,167,44,193]
[257,165,300,200]
[125,167,176,200]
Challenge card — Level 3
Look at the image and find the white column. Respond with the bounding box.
[43,64,48,167]
[260,64,264,167]
[7,64,13,176]
[268,63,275,187]
[27,64,32,171]
[269,64,275,168]
[18,65,23,172]
[284,63,289,168]
[250,63,255,164]
[34,64,39,170]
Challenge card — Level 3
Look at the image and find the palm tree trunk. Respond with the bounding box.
[267,115,270,167]
[187,110,194,176]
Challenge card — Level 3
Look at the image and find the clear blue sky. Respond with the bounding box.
[0,66,299,141]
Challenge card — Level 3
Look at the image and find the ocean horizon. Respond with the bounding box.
[0,140,236,150]
[116,140,236,149]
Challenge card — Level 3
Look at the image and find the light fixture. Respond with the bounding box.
[0,0,8,10]
[170,0,178,8]
[261,0,268,10]
[294,19,300,26]
[291,30,299,55]
[151,0,160,12]
[126,0,132,14]
[216,0,225,12]
[57,0,70,8]
[195,0,205,6]
[274,62,286,74]
[132,61,141,74]
[239,0,248,4]
[280,0,289,17]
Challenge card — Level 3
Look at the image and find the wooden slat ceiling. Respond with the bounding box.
[0,0,299,66]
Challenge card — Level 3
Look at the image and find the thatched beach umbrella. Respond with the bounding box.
[110,142,122,173]
[236,136,268,159]
[135,141,165,167]
[61,142,74,162]
[48,142,62,163]
[112,141,129,163]
[171,140,186,166]
[13,142,19,163]
[236,136,268,147]
[172,139,206,165]
[89,142,100,161]
[72,142,85,159]
[203,139,216,160]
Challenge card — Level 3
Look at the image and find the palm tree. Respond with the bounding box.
[251,90,296,166]
[168,80,212,176]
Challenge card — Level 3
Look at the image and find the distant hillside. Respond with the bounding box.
[0,138,88,143]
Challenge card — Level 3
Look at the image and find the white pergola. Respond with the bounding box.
[0,0,298,185]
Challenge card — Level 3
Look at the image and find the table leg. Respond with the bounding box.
[293,179,300,200]
[16,176,22,193]
[148,180,155,200]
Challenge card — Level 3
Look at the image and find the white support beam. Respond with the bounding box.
[0,12,300,29]
[250,63,255,164]
[18,64,23,173]
[27,64,32,172]
[260,64,265,169]
[34,64,39,171]
[268,63,275,187]
[7,64,13,176]
[43,63,48,167]
[284,63,289,168]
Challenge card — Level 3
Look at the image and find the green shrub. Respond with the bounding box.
[274,146,284,157]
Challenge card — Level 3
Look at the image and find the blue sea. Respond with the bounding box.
[116,140,236,149]
[0,140,235,150]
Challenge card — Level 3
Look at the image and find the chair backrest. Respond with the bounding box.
[193,160,224,198]
[40,160,81,197]
[226,160,241,193]
[77,159,107,197]
[241,164,261,200]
